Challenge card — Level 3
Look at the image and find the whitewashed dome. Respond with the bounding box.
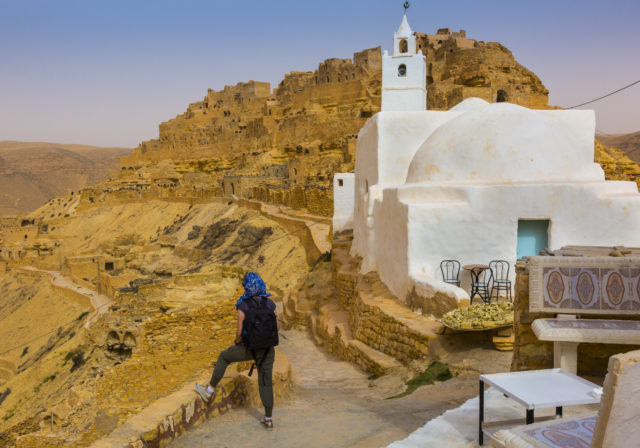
[406,99,601,184]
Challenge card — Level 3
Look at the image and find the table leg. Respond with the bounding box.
[470,269,481,304]
[479,380,484,445]
[556,406,563,417]
[526,409,534,424]
[554,341,578,374]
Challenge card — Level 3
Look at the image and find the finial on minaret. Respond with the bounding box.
[403,1,410,13]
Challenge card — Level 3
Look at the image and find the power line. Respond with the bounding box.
[567,78,640,109]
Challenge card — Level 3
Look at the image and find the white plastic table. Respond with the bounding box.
[478,369,601,445]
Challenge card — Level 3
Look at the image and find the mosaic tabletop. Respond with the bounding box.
[532,318,640,344]
[518,416,596,448]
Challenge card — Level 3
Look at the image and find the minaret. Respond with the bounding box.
[381,10,427,111]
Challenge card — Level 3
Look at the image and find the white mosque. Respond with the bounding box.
[332,13,640,312]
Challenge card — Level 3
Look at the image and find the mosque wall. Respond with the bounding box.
[332,173,355,232]
[375,181,640,304]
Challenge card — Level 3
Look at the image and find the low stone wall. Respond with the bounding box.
[334,269,357,308]
[86,351,291,448]
[253,185,333,217]
[350,288,436,364]
[313,309,401,377]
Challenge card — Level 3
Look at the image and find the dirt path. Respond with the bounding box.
[19,266,112,328]
[171,330,479,448]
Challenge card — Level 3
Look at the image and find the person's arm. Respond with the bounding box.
[276,313,281,332]
[235,309,245,345]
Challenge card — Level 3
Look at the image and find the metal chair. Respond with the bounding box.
[470,267,493,304]
[440,260,461,287]
[490,260,512,302]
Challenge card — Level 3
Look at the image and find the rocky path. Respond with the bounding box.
[170,330,480,448]
[19,266,112,328]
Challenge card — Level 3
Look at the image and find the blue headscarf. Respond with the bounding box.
[236,272,271,308]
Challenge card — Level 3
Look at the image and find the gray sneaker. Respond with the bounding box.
[194,383,212,403]
[262,418,273,431]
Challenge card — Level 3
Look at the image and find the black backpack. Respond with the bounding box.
[242,297,279,374]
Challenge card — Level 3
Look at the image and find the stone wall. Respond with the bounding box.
[510,262,553,371]
[349,285,434,364]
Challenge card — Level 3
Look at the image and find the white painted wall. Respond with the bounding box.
[332,173,355,232]
[376,181,640,300]
[381,51,426,111]
[352,111,462,271]
[351,98,640,311]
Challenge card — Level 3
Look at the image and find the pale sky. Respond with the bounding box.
[0,0,638,147]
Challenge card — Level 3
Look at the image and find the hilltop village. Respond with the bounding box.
[0,20,639,448]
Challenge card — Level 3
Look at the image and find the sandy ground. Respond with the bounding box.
[171,330,482,448]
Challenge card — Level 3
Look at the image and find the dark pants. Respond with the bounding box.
[209,344,275,417]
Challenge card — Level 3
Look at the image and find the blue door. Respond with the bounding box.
[517,220,549,259]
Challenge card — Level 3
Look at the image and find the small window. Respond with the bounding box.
[338,179,344,187]
[398,64,407,77]
[105,262,114,271]
[365,180,369,193]
[399,39,408,53]
[496,90,508,103]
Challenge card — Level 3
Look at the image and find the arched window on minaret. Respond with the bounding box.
[399,39,408,53]
[398,64,407,77]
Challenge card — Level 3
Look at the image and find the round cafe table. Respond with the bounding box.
[463,264,492,304]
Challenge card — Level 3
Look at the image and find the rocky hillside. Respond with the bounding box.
[596,131,640,165]
[0,142,130,216]
[118,28,549,216]
[594,139,640,188]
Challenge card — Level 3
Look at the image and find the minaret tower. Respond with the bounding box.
[381,3,427,111]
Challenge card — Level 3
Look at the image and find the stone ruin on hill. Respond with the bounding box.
[111,26,552,217]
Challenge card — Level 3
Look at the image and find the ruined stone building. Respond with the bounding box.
[113,21,551,217]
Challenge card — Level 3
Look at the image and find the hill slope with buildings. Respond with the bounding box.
[117,28,550,217]
[1,26,639,447]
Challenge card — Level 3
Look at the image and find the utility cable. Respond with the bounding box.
[567,78,640,109]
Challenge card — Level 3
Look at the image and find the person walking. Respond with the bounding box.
[195,272,280,430]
